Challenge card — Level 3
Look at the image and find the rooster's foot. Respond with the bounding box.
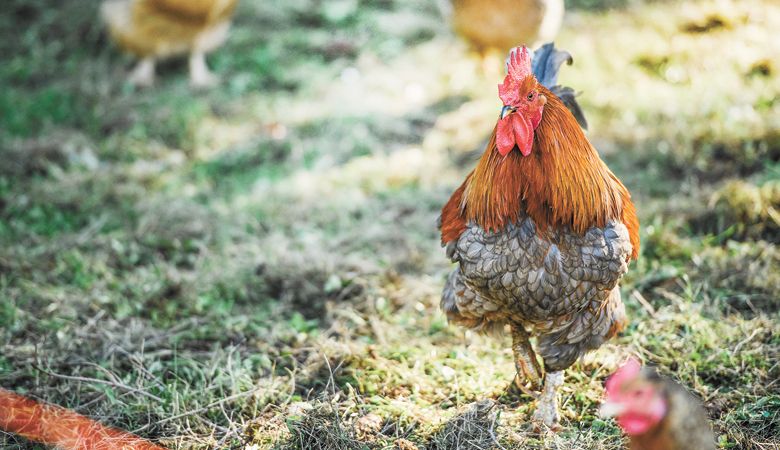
[532,370,564,431]
[190,70,219,89]
[128,58,155,87]
[189,52,218,88]
[511,323,544,392]
[513,375,540,399]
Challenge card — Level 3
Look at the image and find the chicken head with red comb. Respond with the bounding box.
[496,46,547,157]
[600,359,716,449]
[601,359,668,436]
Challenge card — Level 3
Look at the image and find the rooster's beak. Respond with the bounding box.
[500,105,516,120]
[599,401,626,418]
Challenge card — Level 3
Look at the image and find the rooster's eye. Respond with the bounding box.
[527,92,535,101]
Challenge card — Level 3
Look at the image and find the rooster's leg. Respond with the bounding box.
[511,323,543,397]
[128,57,155,87]
[532,370,564,430]
[189,51,218,88]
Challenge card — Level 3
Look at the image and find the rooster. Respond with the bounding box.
[439,45,639,428]
[101,0,239,87]
[600,359,715,450]
[445,0,564,74]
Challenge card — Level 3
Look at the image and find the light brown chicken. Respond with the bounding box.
[447,0,564,73]
[101,0,239,87]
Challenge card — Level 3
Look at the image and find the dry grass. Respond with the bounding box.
[428,400,501,450]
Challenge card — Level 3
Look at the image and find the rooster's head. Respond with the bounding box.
[496,46,546,157]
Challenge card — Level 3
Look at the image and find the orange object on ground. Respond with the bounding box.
[0,388,165,450]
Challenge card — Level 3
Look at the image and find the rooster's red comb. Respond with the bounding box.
[605,358,642,395]
[498,46,534,106]
[506,46,532,82]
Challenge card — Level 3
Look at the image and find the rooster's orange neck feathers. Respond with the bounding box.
[441,87,640,259]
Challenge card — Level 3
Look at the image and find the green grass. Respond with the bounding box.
[1,0,778,449]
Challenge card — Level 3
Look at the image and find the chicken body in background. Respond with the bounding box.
[446,0,564,73]
[101,0,238,87]
[601,359,715,450]
[439,46,639,428]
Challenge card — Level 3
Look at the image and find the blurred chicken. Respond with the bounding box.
[101,0,238,87]
[444,0,564,74]
[0,388,164,450]
[601,359,715,450]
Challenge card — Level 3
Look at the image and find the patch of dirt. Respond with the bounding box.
[680,13,733,33]
[688,179,780,242]
[692,240,780,314]
[126,198,218,269]
[255,261,366,320]
[0,131,98,176]
[747,59,773,78]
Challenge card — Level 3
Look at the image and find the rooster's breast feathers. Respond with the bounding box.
[443,215,632,321]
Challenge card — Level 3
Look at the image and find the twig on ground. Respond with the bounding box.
[34,364,164,403]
